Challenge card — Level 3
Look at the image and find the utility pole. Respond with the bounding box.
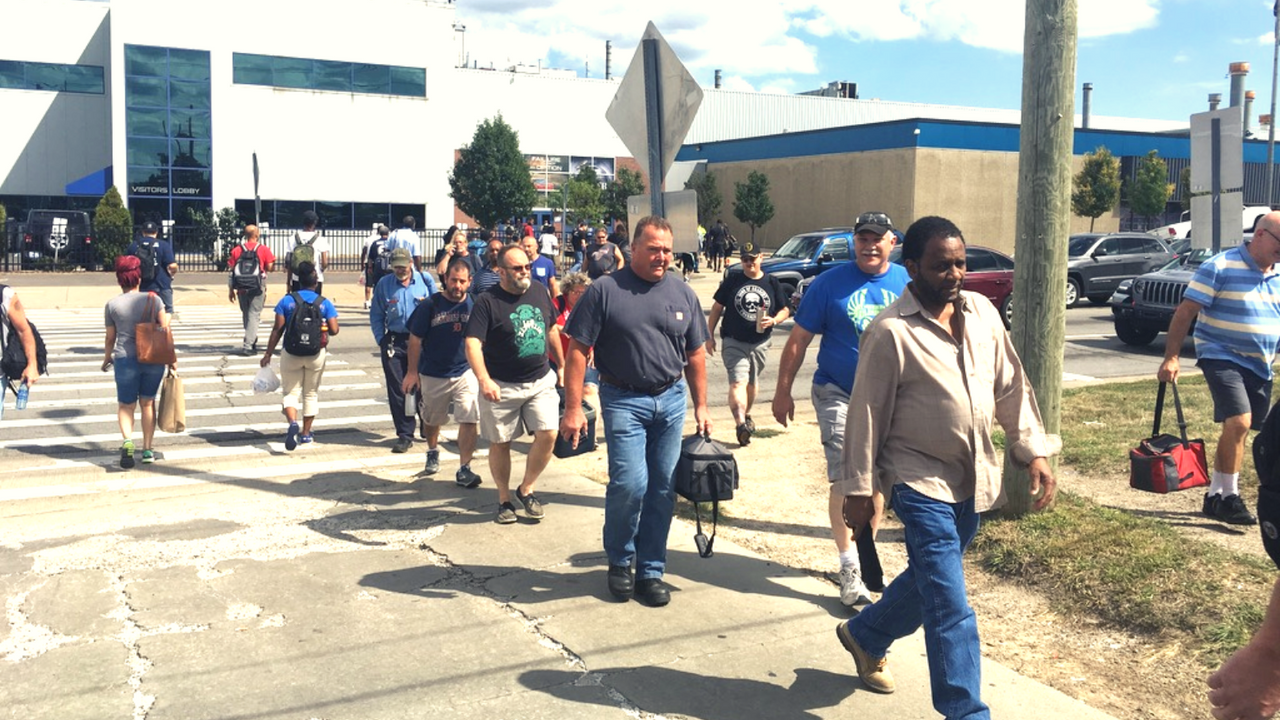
[1267,1,1278,207]
[1004,0,1078,516]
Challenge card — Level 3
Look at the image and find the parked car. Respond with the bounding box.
[749,227,857,302]
[1066,232,1173,308]
[1149,206,1270,241]
[18,210,95,270]
[1109,246,1212,346]
[790,244,1016,328]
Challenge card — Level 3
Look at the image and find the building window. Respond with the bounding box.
[232,53,426,98]
[0,60,105,94]
[237,200,426,229]
[125,45,212,223]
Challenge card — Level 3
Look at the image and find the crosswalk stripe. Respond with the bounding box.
[0,413,395,449]
[8,383,384,411]
[45,359,352,378]
[0,398,385,429]
[13,369,371,393]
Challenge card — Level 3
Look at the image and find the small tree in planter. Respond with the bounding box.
[93,187,133,270]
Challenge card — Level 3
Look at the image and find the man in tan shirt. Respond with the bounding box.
[834,216,1059,718]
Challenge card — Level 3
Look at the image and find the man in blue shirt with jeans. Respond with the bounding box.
[371,248,436,454]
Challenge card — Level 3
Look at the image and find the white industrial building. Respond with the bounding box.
[3,0,1201,237]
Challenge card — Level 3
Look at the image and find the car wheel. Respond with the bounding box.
[1065,277,1082,308]
[1115,318,1159,346]
[1087,294,1110,305]
[1000,295,1013,329]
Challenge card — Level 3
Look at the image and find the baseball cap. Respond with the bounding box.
[854,211,894,236]
[739,242,762,258]
[141,221,159,234]
[390,248,413,268]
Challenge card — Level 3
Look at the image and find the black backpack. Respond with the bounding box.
[1255,400,1280,489]
[282,292,325,357]
[133,241,159,283]
[674,432,739,558]
[370,237,391,276]
[230,244,263,292]
[0,285,49,391]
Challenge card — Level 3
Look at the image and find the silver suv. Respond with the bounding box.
[1066,232,1173,307]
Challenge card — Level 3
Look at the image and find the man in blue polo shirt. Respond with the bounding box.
[371,248,436,454]
[126,222,179,314]
[771,211,910,609]
[1159,211,1280,526]
[522,234,560,299]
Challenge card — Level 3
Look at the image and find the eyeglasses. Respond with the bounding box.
[504,263,532,272]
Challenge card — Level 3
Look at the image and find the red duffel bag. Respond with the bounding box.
[1129,381,1210,494]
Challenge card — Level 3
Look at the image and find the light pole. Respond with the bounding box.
[1268,1,1278,207]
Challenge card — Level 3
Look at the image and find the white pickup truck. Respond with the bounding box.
[1149,206,1271,240]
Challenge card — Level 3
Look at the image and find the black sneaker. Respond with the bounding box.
[392,437,413,454]
[495,502,518,525]
[516,487,545,519]
[744,415,756,434]
[1202,492,1220,518]
[736,423,751,447]
[455,465,482,489]
[423,449,440,475]
[1214,494,1258,526]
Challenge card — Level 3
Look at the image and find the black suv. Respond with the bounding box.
[1109,247,1212,346]
[17,210,95,270]
[1066,232,1173,307]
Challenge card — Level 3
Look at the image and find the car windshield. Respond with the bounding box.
[1067,236,1099,257]
[773,234,824,259]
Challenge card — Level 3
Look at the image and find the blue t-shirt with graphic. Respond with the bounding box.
[408,293,473,378]
[794,262,910,394]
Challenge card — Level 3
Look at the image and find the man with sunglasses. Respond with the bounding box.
[1159,211,1280,526]
[707,241,791,446]
[772,211,909,609]
[465,245,564,525]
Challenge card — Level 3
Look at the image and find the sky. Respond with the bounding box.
[452,0,1280,124]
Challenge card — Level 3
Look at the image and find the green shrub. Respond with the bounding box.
[93,187,133,269]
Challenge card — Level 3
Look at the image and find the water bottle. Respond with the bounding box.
[404,390,417,417]
[15,381,29,410]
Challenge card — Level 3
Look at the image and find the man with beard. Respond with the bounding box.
[403,259,483,488]
[771,211,909,609]
[465,246,564,524]
[834,216,1058,717]
[370,248,436,454]
[560,216,711,607]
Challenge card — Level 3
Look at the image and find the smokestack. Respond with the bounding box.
[605,41,612,80]
[1230,62,1250,108]
[1246,90,1257,135]
[1082,82,1092,129]
[714,69,722,89]
[1210,93,1222,111]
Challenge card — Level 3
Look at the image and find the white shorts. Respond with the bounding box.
[478,370,559,444]
[421,371,480,426]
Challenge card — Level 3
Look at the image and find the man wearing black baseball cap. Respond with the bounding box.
[125,221,179,314]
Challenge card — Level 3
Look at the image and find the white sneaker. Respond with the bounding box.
[839,565,872,607]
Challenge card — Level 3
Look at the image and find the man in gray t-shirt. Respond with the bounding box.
[562,216,710,608]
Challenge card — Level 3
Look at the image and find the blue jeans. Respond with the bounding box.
[600,379,687,580]
[845,484,987,720]
[114,355,166,404]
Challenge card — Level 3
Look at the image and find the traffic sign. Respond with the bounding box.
[1190,106,1244,250]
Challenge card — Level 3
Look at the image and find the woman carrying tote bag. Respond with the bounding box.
[102,255,173,468]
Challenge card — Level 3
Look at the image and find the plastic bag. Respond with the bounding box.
[252,365,281,394]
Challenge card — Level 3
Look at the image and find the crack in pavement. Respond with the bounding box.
[0,578,81,662]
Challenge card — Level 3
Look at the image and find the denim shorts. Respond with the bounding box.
[114,355,166,404]
[1199,358,1272,428]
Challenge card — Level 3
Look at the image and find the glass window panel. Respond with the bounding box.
[275,201,312,228]
[352,64,389,93]
[966,249,995,272]
[167,49,209,81]
[390,204,424,227]
[0,60,23,89]
[128,197,170,225]
[170,139,211,168]
[994,252,1014,271]
[174,199,213,225]
[389,66,425,97]
[25,63,68,91]
[313,61,351,92]
[126,76,167,108]
[354,202,389,229]
[127,137,171,167]
[171,170,211,198]
[168,109,211,139]
[315,201,352,228]
[125,45,168,77]
[271,56,312,89]
[235,199,261,225]
[127,167,169,196]
[169,79,211,110]
[232,53,272,85]
[126,108,169,137]
[62,65,104,93]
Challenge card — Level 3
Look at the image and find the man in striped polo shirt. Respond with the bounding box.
[1159,212,1280,525]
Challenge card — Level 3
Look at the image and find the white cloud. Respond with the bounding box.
[1173,52,1190,63]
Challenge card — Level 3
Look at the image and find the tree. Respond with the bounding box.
[93,186,133,269]
[601,167,645,224]
[564,164,604,226]
[684,170,722,227]
[1179,166,1192,213]
[1070,146,1120,232]
[448,115,536,229]
[1129,150,1173,228]
[733,170,775,243]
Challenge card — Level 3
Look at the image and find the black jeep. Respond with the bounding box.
[1110,247,1212,346]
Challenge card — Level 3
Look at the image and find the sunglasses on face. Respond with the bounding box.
[504,263,531,272]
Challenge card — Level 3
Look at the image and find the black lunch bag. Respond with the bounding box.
[674,432,739,558]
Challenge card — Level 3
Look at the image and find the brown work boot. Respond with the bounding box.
[836,622,895,694]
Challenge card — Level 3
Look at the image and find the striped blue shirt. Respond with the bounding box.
[1185,245,1280,380]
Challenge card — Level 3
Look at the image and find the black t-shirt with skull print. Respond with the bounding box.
[712,271,790,343]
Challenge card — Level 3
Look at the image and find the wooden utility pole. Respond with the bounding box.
[1003,0,1078,516]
